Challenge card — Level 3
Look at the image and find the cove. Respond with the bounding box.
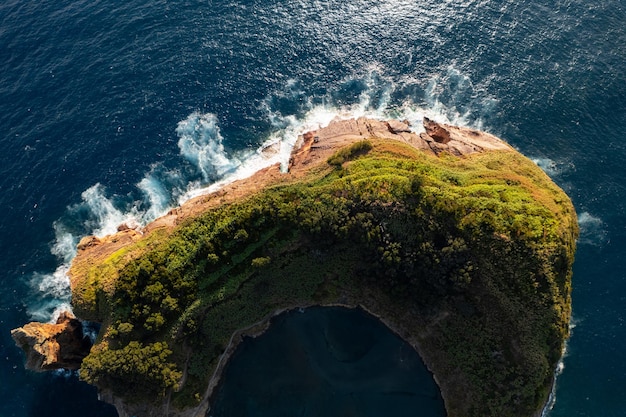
[209,307,446,417]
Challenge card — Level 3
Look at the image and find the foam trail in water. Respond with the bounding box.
[531,157,575,178]
[532,158,561,176]
[27,223,76,321]
[137,171,173,224]
[422,66,497,131]
[80,184,139,237]
[52,369,77,379]
[541,321,576,417]
[50,223,78,264]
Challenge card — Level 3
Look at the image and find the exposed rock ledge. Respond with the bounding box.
[11,312,92,371]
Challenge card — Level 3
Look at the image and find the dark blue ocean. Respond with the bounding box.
[1,0,624,416]
[210,307,446,417]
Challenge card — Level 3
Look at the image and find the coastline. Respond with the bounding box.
[160,117,514,417]
[13,117,577,417]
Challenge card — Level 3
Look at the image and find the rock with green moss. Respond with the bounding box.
[13,118,578,417]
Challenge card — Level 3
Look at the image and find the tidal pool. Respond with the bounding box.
[209,307,446,417]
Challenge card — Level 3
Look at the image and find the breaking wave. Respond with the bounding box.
[176,113,240,182]
[28,67,499,321]
[531,157,575,178]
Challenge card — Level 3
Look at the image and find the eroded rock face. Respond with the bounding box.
[11,311,92,371]
[423,117,452,143]
[420,116,512,155]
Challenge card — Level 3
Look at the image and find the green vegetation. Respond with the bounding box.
[327,139,373,167]
[80,341,182,400]
[73,138,577,416]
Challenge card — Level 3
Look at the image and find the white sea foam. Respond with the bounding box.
[420,66,497,131]
[137,170,173,223]
[50,224,78,264]
[531,157,575,178]
[541,320,576,417]
[31,267,70,301]
[176,112,240,182]
[80,184,138,238]
[533,157,561,176]
[51,369,77,379]
[27,222,77,321]
[27,286,73,323]
[577,212,608,246]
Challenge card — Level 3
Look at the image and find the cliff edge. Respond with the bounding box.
[11,312,92,371]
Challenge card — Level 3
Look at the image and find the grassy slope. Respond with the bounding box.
[74,139,578,417]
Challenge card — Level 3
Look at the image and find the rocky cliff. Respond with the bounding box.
[13,118,578,417]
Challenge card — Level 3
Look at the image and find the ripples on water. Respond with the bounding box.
[1,0,625,416]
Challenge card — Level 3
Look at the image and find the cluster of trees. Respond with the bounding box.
[80,341,182,400]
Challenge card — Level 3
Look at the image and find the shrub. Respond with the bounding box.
[251,256,271,268]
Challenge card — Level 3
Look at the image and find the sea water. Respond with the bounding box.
[1,1,624,416]
[210,307,446,417]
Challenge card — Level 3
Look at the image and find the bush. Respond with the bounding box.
[327,140,373,167]
[80,341,182,400]
[251,256,271,268]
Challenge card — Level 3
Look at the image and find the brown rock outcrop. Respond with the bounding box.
[11,311,92,371]
[287,116,513,165]
[420,116,512,155]
[424,117,452,143]
[386,119,412,134]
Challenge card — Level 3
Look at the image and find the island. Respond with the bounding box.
[12,117,578,417]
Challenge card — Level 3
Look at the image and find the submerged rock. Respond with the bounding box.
[11,311,92,371]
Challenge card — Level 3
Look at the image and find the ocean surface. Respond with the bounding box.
[210,307,445,417]
[0,0,624,416]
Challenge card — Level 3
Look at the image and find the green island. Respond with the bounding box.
[13,118,578,417]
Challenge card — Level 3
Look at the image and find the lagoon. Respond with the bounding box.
[210,307,446,417]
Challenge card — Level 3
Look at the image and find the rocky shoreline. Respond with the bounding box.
[11,311,92,371]
[12,117,576,417]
